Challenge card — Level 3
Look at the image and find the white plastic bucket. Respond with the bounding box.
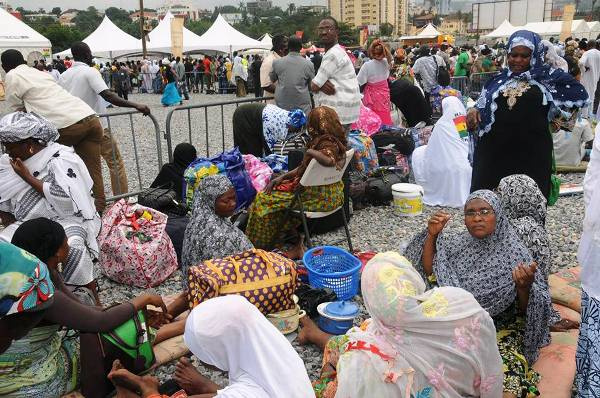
[392,183,424,216]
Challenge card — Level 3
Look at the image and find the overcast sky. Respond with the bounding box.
[9,0,327,12]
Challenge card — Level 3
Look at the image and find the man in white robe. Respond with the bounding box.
[579,40,600,118]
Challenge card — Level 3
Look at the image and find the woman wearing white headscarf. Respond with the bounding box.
[233,54,248,97]
[182,295,314,398]
[576,123,600,396]
[140,59,152,93]
[0,112,101,297]
[305,252,503,397]
[411,96,472,207]
[541,40,569,72]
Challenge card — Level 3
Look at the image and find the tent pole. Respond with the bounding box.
[140,0,147,58]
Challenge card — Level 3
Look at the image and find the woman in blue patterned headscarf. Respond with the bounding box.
[466,30,589,200]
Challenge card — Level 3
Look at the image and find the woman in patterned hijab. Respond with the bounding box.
[404,190,554,397]
[181,174,253,288]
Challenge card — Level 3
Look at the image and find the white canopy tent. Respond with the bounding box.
[399,23,442,41]
[188,14,270,53]
[0,7,52,65]
[259,33,273,49]
[484,20,518,39]
[522,19,591,39]
[55,16,141,59]
[142,11,205,54]
[588,21,600,39]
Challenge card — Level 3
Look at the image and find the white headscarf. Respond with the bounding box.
[335,252,503,398]
[184,295,314,398]
[541,39,569,72]
[232,56,248,81]
[579,123,600,299]
[412,96,471,207]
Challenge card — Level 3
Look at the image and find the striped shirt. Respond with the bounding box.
[312,44,361,125]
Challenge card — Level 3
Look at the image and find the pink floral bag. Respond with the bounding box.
[99,199,178,288]
[242,154,273,192]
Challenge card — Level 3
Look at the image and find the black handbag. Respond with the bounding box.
[138,184,187,216]
[365,166,409,205]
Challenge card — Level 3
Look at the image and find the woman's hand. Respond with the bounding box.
[512,262,537,291]
[130,293,169,314]
[427,211,451,237]
[0,211,16,228]
[265,175,284,194]
[10,158,31,180]
[466,108,481,132]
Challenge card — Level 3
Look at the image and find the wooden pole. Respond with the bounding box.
[140,0,147,58]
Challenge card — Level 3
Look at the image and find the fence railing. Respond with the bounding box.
[98,110,163,202]
[164,96,270,161]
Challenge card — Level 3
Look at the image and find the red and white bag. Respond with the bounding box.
[99,199,178,288]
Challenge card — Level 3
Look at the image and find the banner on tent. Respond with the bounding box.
[171,16,183,58]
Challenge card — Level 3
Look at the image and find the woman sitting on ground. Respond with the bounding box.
[108,295,314,398]
[0,112,101,303]
[411,96,472,208]
[404,190,555,397]
[232,103,307,157]
[151,142,197,199]
[299,252,503,397]
[428,68,462,116]
[0,239,169,398]
[245,106,347,251]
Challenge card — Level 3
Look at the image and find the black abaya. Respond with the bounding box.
[471,85,552,198]
[232,103,269,157]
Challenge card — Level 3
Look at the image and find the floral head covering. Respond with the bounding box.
[335,252,503,397]
[307,106,346,142]
[0,112,59,144]
[404,190,554,364]
[287,109,307,129]
[475,30,589,136]
[0,241,54,318]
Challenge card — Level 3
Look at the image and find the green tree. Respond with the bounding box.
[338,22,359,46]
[51,7,62,16]
[185,19,212,36]
[105,7,131,25]
[380,22,394,36]
[72,6,102,37]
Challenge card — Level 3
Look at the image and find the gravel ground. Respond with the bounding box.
[0,93,588,389]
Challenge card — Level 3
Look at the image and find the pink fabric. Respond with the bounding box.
[242,154,273,192]
[362,79,393,125]
[98,199,178,288]
[351,104,382,136]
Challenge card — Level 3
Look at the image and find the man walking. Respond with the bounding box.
[1,49,106,211]
[580,39,600,118]
[261,35,289,100]
[59,42,151,196]
[270,36,315,114]
[310,17,361,129]
[174,56,189,100]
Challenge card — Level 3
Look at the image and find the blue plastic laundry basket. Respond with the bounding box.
[302,246,361,301]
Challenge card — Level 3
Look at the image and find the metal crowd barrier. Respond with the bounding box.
[468,72,500,100]
[164,96,270,161]
[450,76,469,97]
[98,110,163,202]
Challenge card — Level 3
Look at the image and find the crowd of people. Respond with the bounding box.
[1,14,600,398]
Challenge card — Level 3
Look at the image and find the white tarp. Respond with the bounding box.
[484,19,518,38]
[0,7,52,64]
[143,11,205,54]
[188,14,270,53]
[55,15,141,59]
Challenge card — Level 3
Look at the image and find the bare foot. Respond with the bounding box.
[174,357,217,395]
[298,316,324,345]
[108,360,160,398]
[108,360,139,398]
